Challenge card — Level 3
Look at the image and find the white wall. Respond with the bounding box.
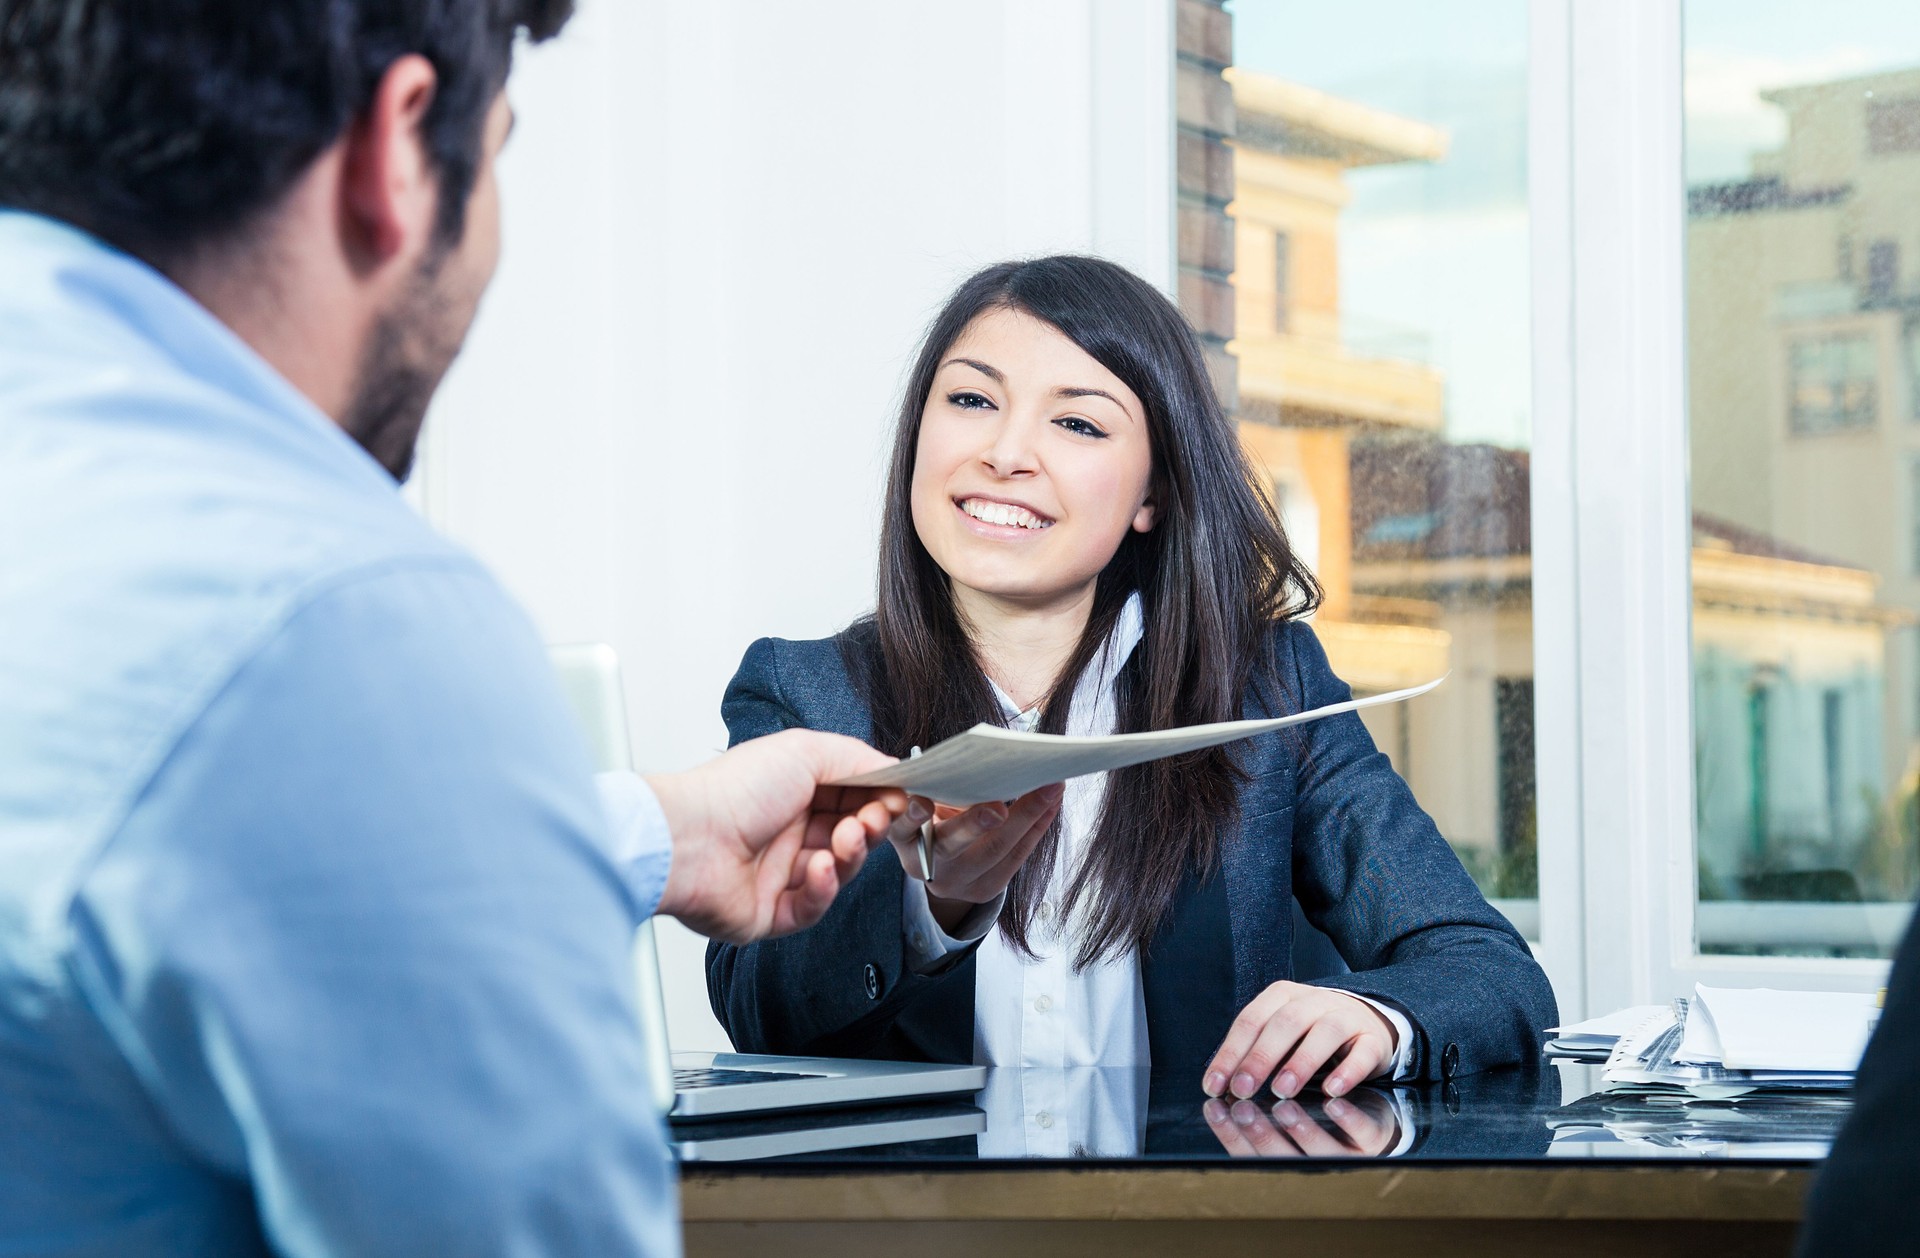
[417,0,1175,1050]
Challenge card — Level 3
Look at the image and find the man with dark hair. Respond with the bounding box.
[0,3,914,1254]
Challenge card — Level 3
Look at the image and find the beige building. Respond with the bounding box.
[1221,63,1912,891]
[1688,66,1920,806]
[1225,68,1451,693]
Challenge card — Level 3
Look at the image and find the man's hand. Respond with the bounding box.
[884,785,1064,934]
[646,730,907,944]
[1203,981,1398,1101]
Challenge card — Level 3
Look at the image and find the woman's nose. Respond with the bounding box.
[979,414,1040,477]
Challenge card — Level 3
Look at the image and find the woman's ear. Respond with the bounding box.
[1131,497,1158,534]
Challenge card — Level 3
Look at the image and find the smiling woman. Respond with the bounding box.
[705,254,1555,1104]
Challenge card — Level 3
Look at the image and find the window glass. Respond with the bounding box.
[1219,1,1536,918]
[1685,1,1920,956]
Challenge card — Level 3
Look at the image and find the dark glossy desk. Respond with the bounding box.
[678,1063,1833,1258]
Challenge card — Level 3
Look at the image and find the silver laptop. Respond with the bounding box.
[548,644,987,1124]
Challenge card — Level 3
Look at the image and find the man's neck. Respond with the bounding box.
[953,582,1098,712]
[162,170,369,426]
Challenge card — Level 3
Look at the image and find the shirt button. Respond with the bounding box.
[1035,1111,1054,1129]
[863,963,881,1001]
[1033,994,1053,1013]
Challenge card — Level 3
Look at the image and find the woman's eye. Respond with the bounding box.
[1055,416,1108,439]
[948,391,993,410]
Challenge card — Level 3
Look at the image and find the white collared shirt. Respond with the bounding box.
[900,594,1416,1083]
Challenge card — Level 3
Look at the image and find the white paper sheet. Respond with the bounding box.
[1548,1005,1669,1042]
[831,674,1447,806]
[1693,986,1879,1074]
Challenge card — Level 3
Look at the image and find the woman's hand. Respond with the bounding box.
[1203,981,1398,1101]
[886,784,1064,933]
[1202,1090,1400,1159]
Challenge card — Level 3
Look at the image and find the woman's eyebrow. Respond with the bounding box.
[1056,385,1124,407]
[944,357,1004,382]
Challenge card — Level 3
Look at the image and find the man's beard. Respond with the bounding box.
[341,251,473,482]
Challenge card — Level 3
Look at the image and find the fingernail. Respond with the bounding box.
[1043,782,1065,802]
[1325,1098,1350,1119]
[1204,1071,1226,1097]
[1232,1103,1257,1127]
[979,808,1006,829]
[1276,1071,1299,1098]
[1325,1077,1346,1098]
[1203,1099,1228,1123]
[908,800,931,823]
[1231,1072,1256,1099]
[1274,1102,1303,1128]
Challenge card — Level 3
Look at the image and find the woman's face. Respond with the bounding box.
[910,307,1156,612]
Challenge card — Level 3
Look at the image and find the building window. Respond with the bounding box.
[1912,458,1920,575]
[1907,320,1920,421]
[1788,334,1877,434]
[1822,688,1844,843]
[1869,238,1901,303]
[1868,95,1920,157]
[1495,678,1537,894]
[1273,230,1291,332]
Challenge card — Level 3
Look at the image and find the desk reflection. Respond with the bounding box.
[1200,1089,1403,1158]
[676,1061,1845,1165]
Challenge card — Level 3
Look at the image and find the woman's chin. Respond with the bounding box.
[946,572,1099,613]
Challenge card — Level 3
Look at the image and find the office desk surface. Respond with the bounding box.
[678,1063,1827,1258]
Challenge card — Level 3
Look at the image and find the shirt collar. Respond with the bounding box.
[988,591,1146,731]
[0,210,402,497]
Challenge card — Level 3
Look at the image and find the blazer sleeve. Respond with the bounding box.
[704,638,975,1058]
[1279,622,1559,1081]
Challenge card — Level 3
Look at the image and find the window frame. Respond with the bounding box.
[1533,0,1894,1019]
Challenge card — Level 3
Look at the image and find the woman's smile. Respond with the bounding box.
[955,494,1055,535]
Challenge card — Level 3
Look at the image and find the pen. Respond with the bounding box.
[908,746,935,882]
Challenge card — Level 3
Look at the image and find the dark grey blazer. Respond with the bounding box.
[705,619,1557,1083]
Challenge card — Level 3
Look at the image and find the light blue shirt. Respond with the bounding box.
[0,212,680,1257]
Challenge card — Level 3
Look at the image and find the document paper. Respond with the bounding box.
[832,674,1446,806]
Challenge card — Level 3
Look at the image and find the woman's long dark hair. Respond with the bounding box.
[852,255,1321,968]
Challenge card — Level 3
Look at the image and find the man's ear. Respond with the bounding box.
[338,54,440,272]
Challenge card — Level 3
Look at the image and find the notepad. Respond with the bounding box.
[831,674,1446,806]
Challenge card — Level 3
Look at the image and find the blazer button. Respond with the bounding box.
[1441,1042,1461,1082]
[863,962,881,1001]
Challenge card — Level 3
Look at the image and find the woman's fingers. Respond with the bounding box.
[919,784,1062,899]
[885,796,935,853]
[1272,1019,1355,1099]
[1322,1034,1387,1099]
[1203,984,1291,1097]
[1269,1100,1346,1156]
[1226,998,1316,1099]
[1322,1095,1393,1154]
[946,792,1061,898]
[1202,1099,1260,1157]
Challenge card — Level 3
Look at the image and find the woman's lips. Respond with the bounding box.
[953,496,1054,539]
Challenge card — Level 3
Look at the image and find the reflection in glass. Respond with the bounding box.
[1685,2,1920,956]
[1222,3,1537,916]
[1202,1088,1406,1159]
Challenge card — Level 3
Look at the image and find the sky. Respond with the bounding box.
[1225,0,1920,451]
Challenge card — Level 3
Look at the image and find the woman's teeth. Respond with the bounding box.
[961,499,1050,530]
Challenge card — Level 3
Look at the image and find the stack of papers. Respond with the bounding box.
[1589,986,1878,1097]
[1544,1006,1668,1060]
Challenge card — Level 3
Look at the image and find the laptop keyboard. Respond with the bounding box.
[673,1067,828,1091]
